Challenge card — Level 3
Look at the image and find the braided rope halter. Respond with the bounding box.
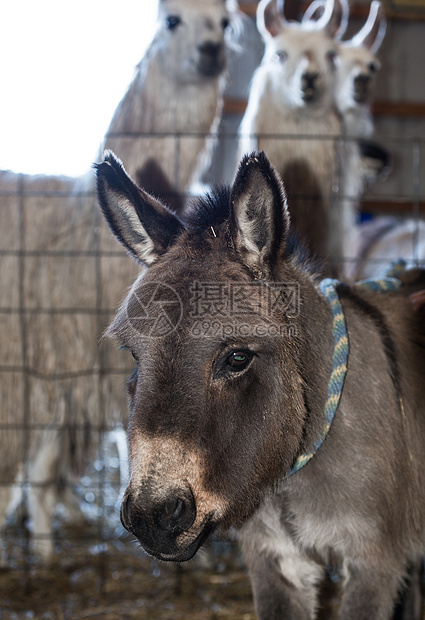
[286,266,403,478]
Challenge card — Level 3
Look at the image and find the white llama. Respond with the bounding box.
[104,0,238,213]
[238,0,343,266]
[335,0,387,270]
[352,217,425,280]
[302,0,387,271]
[334,0,386,138]
[0,0,238,560]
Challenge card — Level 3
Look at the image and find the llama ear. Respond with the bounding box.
[302,0,326,24]
[304,0,348,40]
[351,1,386,54]
[229,152,290,278]
[312,0,341,38]
[95,151,183,266]
[257,0,284,39]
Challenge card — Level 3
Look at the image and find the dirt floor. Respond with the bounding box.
[0,521,345,620]
[0,529,254,620]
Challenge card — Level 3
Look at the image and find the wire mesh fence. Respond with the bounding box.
[0,129,425,619]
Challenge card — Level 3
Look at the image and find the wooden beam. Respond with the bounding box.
[237,1,425,21]
[372,101,425,118]
[223,97,425,119]
[360,200,425,215]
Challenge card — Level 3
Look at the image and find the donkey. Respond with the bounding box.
[96,149,425,619]
[238,0,343,268]
[104,0,238,213]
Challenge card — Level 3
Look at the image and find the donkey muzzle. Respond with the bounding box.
[120,488,213,562]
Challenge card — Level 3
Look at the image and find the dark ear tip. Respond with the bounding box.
[93,151,127,184]
[102,149,122,166]
[240,150,267,167]
[237,151,274,181]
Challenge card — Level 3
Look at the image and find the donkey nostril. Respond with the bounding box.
[157,494,196,534]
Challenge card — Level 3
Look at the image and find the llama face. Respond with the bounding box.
[256,0,339,110]
[264,27,337,109]
[334,44,380,110]
[155,0,234,81]
[333,0,386,113]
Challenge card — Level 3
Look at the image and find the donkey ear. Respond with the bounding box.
[257,0,284,39]
[350,1,386,54]
[95,151,183,266]
[229,152,290,278]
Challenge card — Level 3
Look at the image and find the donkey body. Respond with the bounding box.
[97,149,425,619]
[104,0,237,212]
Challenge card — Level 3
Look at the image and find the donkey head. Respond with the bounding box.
[155,0,236,80]
[96,151,313,562]
[334,1,386,111]
[257,0,341,107]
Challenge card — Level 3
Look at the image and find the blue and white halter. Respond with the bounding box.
[286,263,403,478]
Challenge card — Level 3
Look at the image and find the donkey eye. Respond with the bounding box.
[165,15,182,30]
[226,351,253,371]
[221,16,230,30]
[274,50,287,63]
[120,345,139,363]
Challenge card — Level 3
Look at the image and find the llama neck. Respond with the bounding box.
[107,51,223,137]
[341,106,374,138]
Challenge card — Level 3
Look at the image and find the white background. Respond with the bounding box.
[0,1,157,176]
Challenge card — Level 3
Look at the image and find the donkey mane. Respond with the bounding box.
[183,186,231,231]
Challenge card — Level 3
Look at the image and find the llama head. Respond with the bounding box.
[334,1,386,113]
[153,0,238,82]
[257,0,340,109]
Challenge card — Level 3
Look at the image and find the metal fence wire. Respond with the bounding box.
[0,130,424,619]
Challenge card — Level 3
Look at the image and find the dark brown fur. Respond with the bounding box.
[96,150,425,619]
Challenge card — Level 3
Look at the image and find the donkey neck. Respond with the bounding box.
[286,272,335,474]
[288,278,348,477]
[287,271,404,478]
